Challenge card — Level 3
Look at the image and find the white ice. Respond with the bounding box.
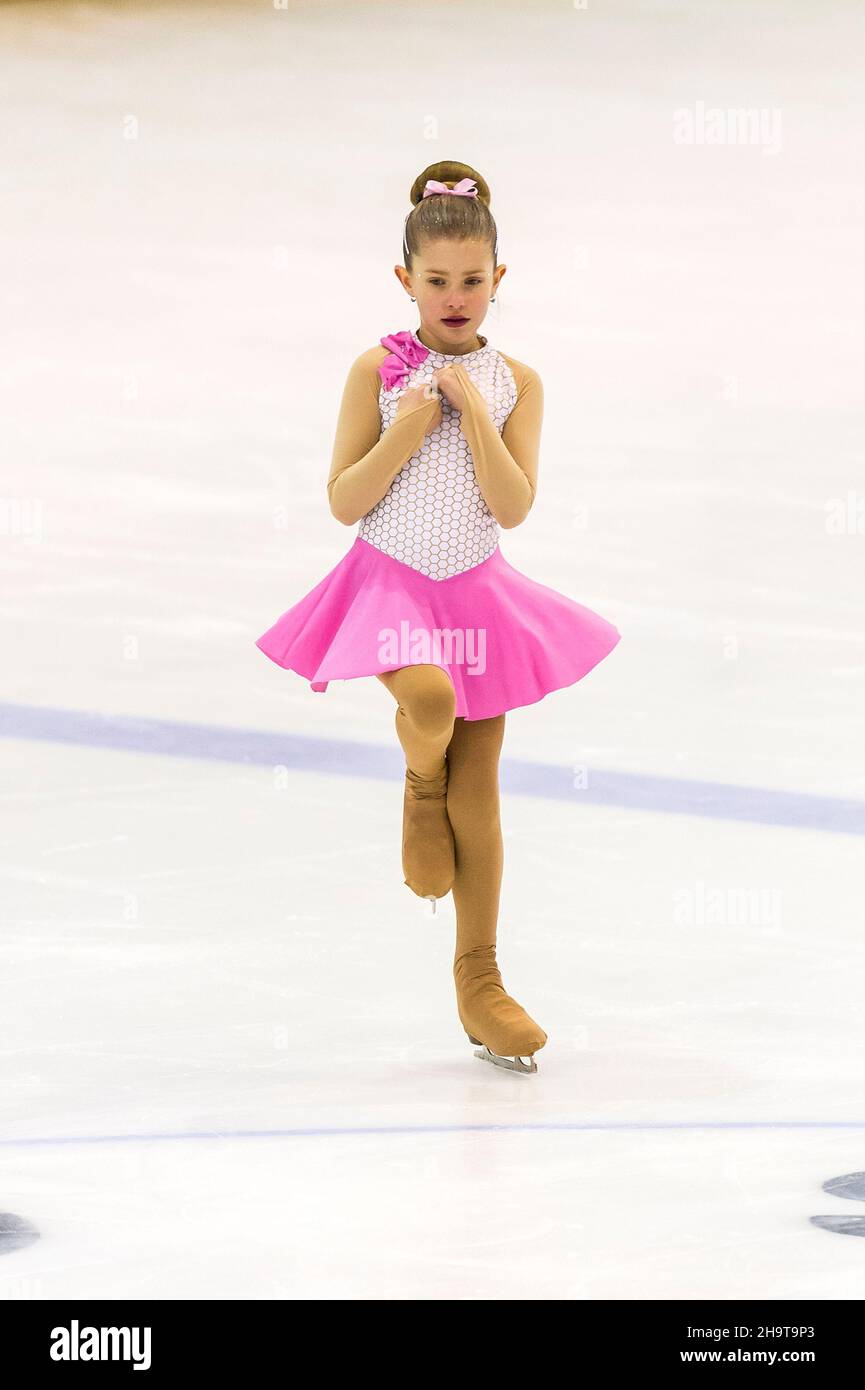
[1,0,863,1300]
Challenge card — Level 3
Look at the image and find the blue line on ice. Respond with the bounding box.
[1,700,863,836]
[3,1121,865,1149]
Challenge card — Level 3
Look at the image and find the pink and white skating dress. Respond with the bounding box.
[254,329,621,720]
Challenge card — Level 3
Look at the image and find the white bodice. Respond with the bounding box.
[356,340,518,580]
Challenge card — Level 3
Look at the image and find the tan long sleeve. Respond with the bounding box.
[326,347,441,526]
[448,354,543,530]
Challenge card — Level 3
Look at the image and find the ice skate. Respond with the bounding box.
[402,760,455,907]
[454,943,547,1073]
[467,1040,538,1074]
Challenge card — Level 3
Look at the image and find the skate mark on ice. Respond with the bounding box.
[0,1212,40,1255]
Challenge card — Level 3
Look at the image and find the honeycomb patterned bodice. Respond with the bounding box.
[356,341,518,580]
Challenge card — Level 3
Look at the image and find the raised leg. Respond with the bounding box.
[376,665,456,776]
[377,665,457,900]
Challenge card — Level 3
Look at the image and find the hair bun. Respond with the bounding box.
[410,161,491,207]
[403,160,498,269]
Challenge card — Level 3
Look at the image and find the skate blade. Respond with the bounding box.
[471,1041,538,1074]
[404,884,443,916]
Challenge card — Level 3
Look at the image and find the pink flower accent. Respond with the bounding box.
[378,330,430,390]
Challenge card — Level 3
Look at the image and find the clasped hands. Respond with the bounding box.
[394,364,481,427]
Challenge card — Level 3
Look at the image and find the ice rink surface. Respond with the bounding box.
[1,0,864,1299]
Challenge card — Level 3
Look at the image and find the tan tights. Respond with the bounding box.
[376,664,503,961]
[376,665,546,1057]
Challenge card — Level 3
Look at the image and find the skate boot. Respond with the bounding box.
[454,944,547,1073]
[402,761,455,913]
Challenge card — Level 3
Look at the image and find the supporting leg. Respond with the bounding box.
[445,713,547,1068]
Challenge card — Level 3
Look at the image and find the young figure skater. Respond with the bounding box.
[255,161,621,1074]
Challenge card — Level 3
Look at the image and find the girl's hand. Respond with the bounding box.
[395,381,442,432]
[431,365,469,413]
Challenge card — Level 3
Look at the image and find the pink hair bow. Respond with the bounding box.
[378,330,430,390]
[422,177,478,200]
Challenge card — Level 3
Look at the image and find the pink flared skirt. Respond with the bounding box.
[255,536,621,721]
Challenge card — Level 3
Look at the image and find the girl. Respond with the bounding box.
[255,161,621,1074]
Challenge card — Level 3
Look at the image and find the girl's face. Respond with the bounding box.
[395,238,506,355]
